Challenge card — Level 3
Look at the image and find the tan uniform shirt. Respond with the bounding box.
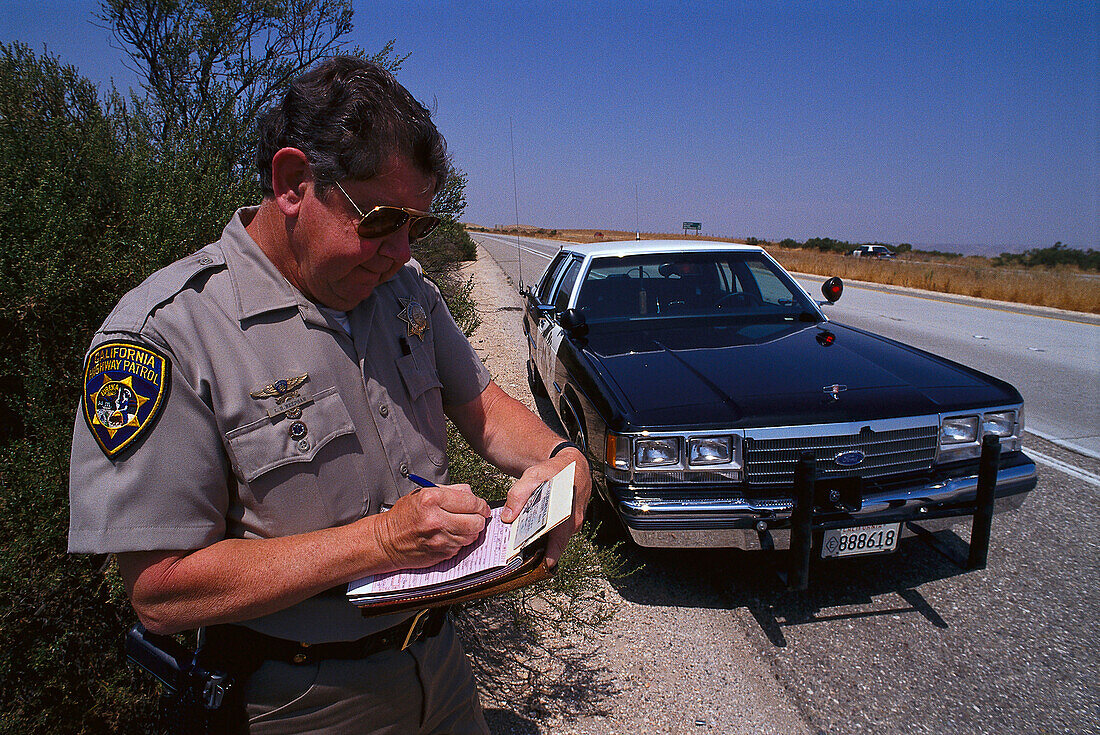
[68,207,490,642]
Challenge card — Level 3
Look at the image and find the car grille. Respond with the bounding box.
[744,425,938,486]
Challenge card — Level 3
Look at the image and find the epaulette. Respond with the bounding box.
[100,245,226,335]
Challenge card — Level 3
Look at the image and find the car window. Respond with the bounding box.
[535,253,570,304]
[745,260,795,305]
[576,251,815,321]
[553,258,583,312]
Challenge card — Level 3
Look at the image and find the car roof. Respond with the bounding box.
[557,240,766,259]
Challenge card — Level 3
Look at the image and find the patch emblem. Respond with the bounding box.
[83,341,170,458]
[397,298,430,340]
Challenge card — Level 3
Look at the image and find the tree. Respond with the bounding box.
[99,0,359,150]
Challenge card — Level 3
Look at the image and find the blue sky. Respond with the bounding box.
[2,1,1097,254]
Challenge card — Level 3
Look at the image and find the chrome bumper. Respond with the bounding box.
[615,459,1037,549]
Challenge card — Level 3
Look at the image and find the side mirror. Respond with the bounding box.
[821,277,843,304]
[559,308,589,338]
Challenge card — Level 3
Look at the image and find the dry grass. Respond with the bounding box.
[467,226,1100,315]
[770,248,1100,314]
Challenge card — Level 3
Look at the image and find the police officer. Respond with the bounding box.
[68,56,591,733]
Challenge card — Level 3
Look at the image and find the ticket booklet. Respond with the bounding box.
[348,462,575,613]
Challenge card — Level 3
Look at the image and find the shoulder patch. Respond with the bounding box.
[82,341,171,458]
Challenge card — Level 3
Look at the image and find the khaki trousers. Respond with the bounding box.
[244,621,489,734]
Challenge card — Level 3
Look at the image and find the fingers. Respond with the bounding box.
[378,484,492,570]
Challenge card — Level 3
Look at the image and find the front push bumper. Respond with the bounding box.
[612,452,1037,550]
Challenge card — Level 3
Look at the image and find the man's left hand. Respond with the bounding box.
[500,446,591,567]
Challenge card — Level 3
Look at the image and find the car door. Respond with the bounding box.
[537,256,584,396]
[528,253,569,360]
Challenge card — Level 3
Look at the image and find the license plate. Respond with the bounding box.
[821,523,900,558]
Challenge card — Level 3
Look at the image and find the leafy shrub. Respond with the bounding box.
[994,242,1099,271]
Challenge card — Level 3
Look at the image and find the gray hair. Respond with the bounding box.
[255,56,449,196]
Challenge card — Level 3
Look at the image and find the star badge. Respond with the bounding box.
[397,298,430,340]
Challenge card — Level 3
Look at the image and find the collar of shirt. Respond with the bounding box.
[220,207,353,332]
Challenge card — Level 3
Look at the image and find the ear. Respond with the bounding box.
[270,148,312,217]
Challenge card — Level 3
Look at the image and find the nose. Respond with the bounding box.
[376,227,412,265]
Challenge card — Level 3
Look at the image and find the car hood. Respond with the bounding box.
[582,319,1017,428]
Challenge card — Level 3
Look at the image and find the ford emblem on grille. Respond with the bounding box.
[834,450,866,467]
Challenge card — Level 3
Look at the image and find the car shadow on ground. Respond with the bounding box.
[603,527,977,648]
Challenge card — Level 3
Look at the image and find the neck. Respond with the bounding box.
[246,199,306,295]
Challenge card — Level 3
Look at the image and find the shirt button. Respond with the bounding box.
[297,439,311,452]
[379,405,389,417]
[286,407,302,419]
[289,421,308,440]
[400,464,409,477]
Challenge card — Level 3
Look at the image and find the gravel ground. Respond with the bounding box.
[455,246,813,735]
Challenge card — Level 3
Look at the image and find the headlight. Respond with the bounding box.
[689,436,732,465]
[635,437,679,467]
[983,411,1016,437]
[938,409,1022,462]
[605,431,743,482]
[940,416,979,445]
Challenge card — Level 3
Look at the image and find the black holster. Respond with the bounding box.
[125,624,262,734]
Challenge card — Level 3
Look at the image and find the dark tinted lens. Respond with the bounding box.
[357,207,408,238]
[408,215,441,242]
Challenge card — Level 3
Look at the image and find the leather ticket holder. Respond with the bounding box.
[356,540,554,617]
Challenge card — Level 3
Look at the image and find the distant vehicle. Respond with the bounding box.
[522,240,1035,577]
[850,244,896,259]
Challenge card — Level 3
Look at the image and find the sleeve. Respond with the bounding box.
[420,276,491,407]
[68,332,230,554]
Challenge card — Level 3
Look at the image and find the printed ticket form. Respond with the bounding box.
[347,462,575,604]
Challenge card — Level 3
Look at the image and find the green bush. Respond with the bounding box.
[994,242,1099,271]
[0,42,191,734]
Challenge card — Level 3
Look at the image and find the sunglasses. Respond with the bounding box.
[333,180,441,242]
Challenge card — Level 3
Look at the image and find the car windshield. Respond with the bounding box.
[574,251,817,323]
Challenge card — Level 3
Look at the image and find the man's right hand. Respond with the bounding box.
[372,484,492,572]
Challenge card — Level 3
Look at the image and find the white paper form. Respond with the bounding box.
[347,462,576,601]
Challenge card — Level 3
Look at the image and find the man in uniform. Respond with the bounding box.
[68,56,591,733]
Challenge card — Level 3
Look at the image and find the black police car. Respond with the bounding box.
[522,240,1035,568]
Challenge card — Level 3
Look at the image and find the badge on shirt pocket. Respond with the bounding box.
[82,340,171,458]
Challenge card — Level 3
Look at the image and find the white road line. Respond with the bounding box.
[1025,428,1100,460]
[1026,448,1100,487]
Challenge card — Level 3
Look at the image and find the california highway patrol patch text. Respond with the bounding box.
[82,341,170,458]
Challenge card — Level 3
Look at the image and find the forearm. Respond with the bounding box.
[118,516,394,634]
[448,381,567,476]
[118,479,492,634]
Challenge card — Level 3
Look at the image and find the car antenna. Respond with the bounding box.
[510,117,524,290]
[635,184,641,240]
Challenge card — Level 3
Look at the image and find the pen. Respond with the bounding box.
[407,473,437,489]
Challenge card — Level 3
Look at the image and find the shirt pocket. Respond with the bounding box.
[225,386,355,483]
[395,348,447,467]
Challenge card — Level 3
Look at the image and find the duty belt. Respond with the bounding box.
[203,607,448,668]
